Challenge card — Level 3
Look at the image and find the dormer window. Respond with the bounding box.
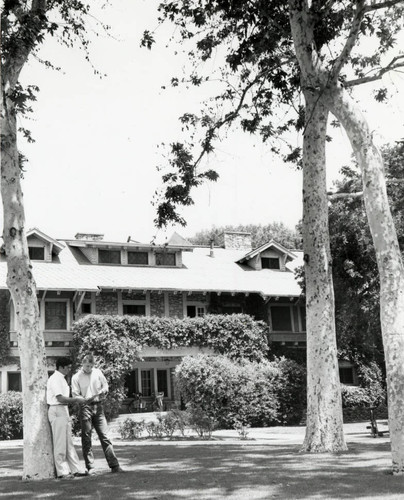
[29,246,45,261]
[128,251,149,265]
[261,257,280,270]
[155,252,176,266]
[99,249,121,264]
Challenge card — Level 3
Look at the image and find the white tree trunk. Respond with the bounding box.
[328,84,404,474]
[301,94,347,452]
[1,75,54,480]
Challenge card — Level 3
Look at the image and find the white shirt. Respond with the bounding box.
[47,370,69,405]
[71,367,108,400]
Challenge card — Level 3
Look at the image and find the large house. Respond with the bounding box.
[1,228,351,406]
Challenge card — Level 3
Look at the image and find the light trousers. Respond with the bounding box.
[48,405,84,477]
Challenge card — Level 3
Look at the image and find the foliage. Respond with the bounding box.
[329,142,404,365]
[71,315,143,419]
[175,354,283,428]
[71,314,268,417]
[0,391,23,440]
[187,408,218,439]
[118,418,145,440]
[143,0,404,228]
[341,361,386,408]
[272,357,306,425]
[0,323,10,365]
[188,222,302,249]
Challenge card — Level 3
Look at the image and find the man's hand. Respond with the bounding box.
[74,395,86,405]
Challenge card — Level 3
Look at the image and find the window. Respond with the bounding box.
[300,306,306,331]
[45,301,67,330]
[141,370,152,397]
[99,249,121,264]
[222,305,242,314]
[271,306,292,331]
[157,370,168,397]
[339,367,354,385]
[187,305,206,317]
[155,252,176,266]
[8,372,22,392]
[128,251,148,265]
[125,370,139,397]
[261,257,280,269]
[123,303,146,316]
[29,247,45,260]
[81,302,92,314]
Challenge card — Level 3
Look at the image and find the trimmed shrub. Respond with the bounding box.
[175,354,280,428]
[273,357,306,425]
[341,361,386,409]
[0,391,23,440]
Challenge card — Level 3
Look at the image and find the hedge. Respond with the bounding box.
[174,354,306,428]
[0,391,23,440]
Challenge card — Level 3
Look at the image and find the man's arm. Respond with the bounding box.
[71,374,81,398]
[56,394,85,405]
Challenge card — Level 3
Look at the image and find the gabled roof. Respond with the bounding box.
[167,232,193,247]
[27,228,64,254]
[237,239,297,264]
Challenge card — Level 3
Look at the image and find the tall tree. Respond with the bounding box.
[146,0,404,461]
[1,0,107,480]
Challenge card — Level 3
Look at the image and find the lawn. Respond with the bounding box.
[0,423,403,499]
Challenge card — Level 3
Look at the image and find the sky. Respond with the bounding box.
[10,0,404,244]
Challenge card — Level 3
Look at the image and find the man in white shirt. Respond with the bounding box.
[71,353,124,474]
[47,357,88,479]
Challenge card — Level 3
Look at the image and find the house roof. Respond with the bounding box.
[237,239,297,264]
[27,228,64,254]
[0,232,303,298]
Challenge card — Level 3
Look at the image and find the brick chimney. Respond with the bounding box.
[75,233,104,241]
[218,231,252,251]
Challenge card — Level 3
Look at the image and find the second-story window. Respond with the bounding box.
[271,305,292,331]
[155,252,176,266]
[45,301,67,330]
[128,251,149,265]
[99,249,121,264]
[29,247,45,260]
[123,303,146,316]
[261,257,280,269]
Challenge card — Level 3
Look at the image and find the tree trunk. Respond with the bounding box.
[328,84,404,474]
[301,93,347,452]
[1,77,54,480]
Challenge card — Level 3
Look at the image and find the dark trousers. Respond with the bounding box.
[80,403,119,470]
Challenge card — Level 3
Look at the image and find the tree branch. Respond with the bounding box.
[364,0,404,13]
[328,178,404,200]
[345,56,404,87]
[329,0,366,82]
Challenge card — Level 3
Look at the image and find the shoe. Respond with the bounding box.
[87,469,97,476]
[57,474,74,479]
[111,466,125,473]
[73,472,88,477]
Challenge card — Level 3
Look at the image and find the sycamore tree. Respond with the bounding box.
[145,0,404,464]
[1,0,108,480]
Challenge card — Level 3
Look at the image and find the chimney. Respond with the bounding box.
[218,231,252,251]
[75,233,104,241]
[209,238,215,258]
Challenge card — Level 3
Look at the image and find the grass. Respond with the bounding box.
[0,423,403,499]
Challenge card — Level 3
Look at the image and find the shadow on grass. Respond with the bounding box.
[0,440,403,499]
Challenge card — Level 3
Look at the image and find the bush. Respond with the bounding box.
[0,391,23,440]
[118,418,145,439]
[341,385,373,408]
[175,354,280,428]
[273,357,306,425]
[341,361,386,408]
